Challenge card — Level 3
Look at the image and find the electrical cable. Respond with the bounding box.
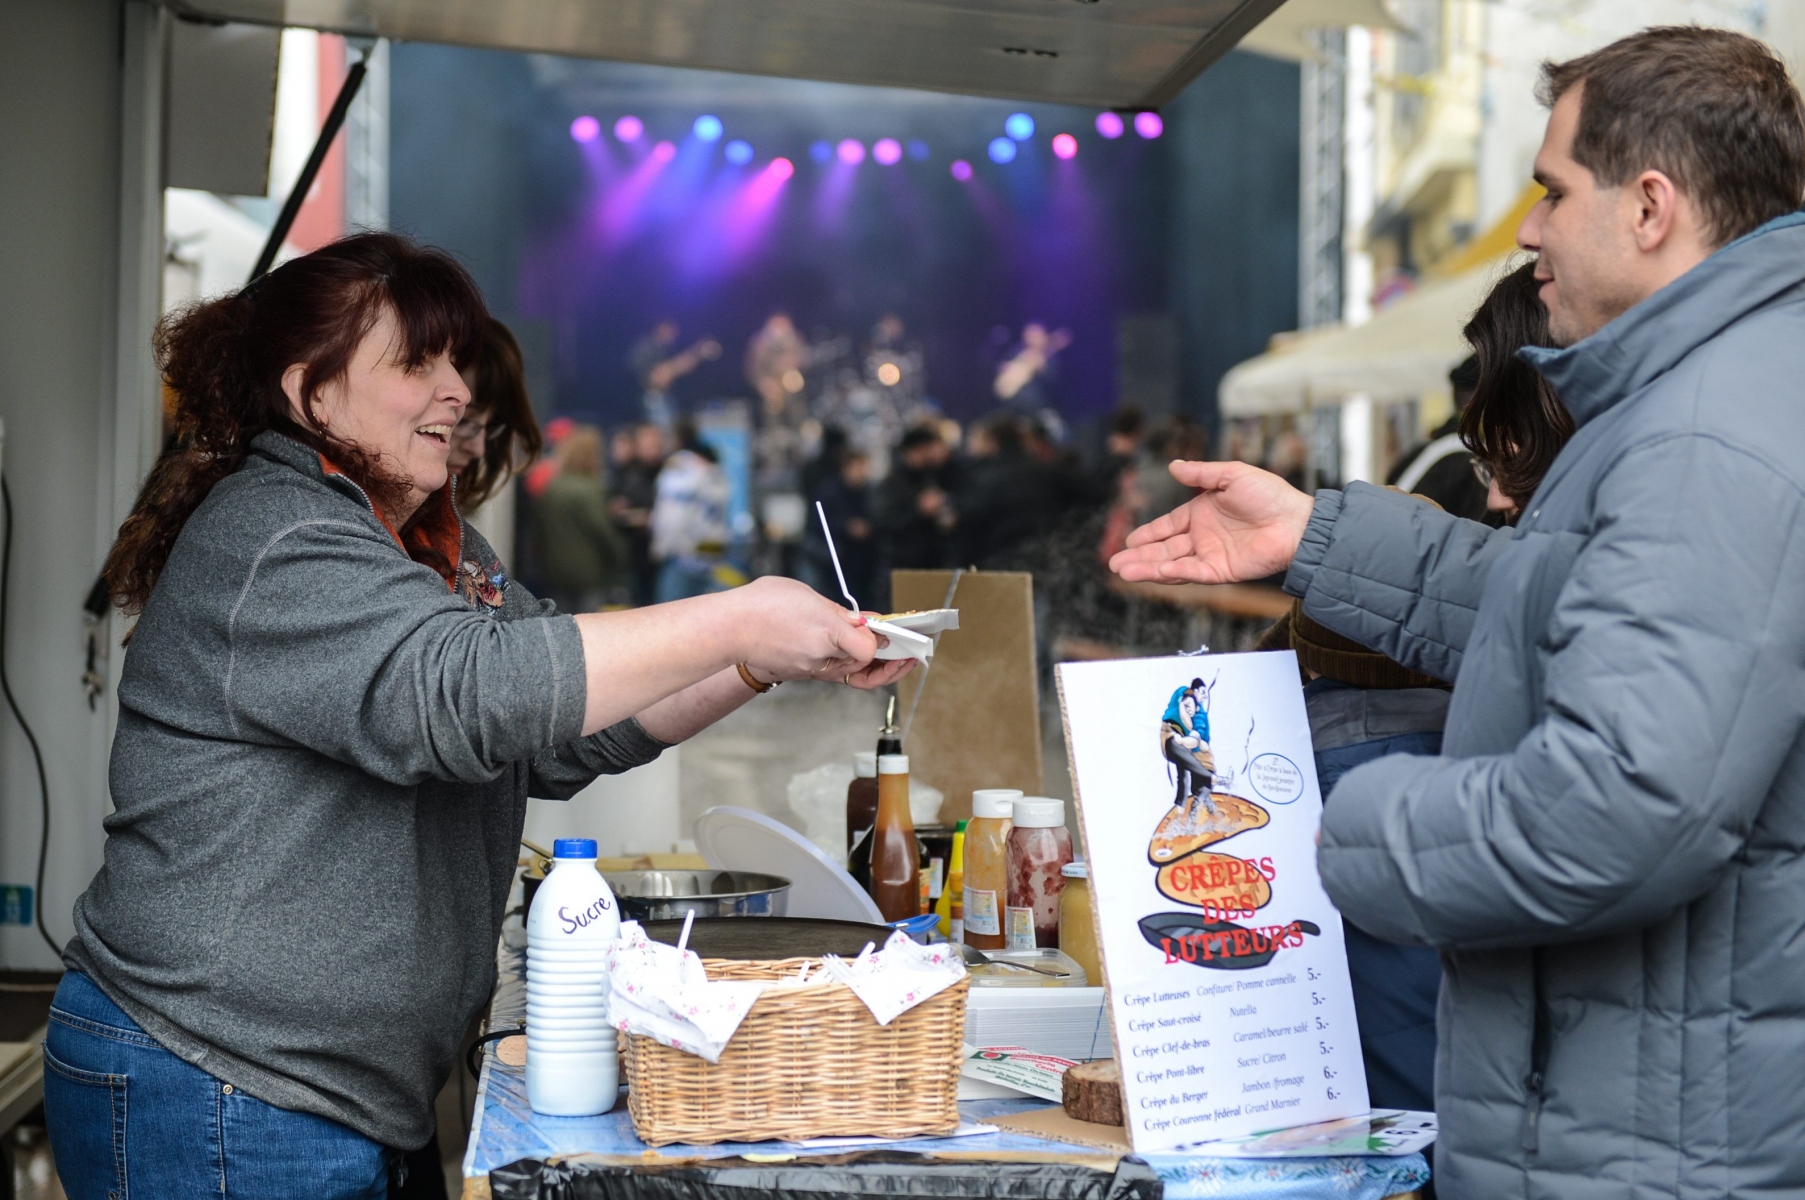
[1,478,61,959]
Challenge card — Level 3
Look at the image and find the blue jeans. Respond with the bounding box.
[1316,732,1444,1114]
[653,558,727,603]
[43,971,389,1200]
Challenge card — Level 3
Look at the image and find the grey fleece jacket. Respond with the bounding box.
[66,431,666,1149]
[1295,212,1805,1197]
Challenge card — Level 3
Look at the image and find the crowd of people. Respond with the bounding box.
[495,300,1215,616]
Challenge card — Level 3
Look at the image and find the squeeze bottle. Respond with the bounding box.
[961,789,1019,950]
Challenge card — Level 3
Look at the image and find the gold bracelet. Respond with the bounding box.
[736,662,778,694]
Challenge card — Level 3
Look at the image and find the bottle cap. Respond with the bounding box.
[955,819,969,832]
[1011,796,1065,828]
[971,789,1021,819]
[854,750,878,777]
[552,838,599,859]
[1062,860,1088,879]
[878,753,910,775]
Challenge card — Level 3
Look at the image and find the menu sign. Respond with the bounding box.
[1057,652,1368,1153]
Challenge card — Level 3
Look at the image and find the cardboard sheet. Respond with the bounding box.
[890,570,1041,822]
[990,1106,1132,1154]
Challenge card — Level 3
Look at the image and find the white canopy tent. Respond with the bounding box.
[1218,257,1516,417]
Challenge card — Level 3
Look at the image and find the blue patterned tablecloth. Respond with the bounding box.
[463,1056,1427,1198]
[470,921,1428,1197]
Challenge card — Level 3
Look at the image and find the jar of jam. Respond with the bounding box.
[1004,797,1073,950]
[1058,862,1101,985]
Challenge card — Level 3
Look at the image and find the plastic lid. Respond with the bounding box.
[553,838,598,859]
[971,789,1021,819]
[955,819,969,832]
[1062,860,1088,878]
[854,750,878,777]
[1011,796,1065,828]
[878,753,909,775]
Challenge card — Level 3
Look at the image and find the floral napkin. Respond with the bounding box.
[605,922,770,1064]
[817,931,968,1026]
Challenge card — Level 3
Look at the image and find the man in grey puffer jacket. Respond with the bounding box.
[1114,28,1805,1198]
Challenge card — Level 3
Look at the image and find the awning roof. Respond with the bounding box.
[1219,184,1541,417]
[164,0,1301,109]
[1218,265,1506,416]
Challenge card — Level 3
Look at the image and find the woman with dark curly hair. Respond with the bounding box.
[449,316,543,512]
[1458,259,1576,517]
[44,232,911,1199]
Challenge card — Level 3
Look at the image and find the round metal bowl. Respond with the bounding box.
[602,870,790,922]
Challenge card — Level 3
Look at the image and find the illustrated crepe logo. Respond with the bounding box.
[1140,676,1319,969]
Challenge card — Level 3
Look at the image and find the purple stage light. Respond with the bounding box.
[837,139,866,165]
[987,136,1017,164]
[771,157,795,181]
[1134,111,1164,139]
[1095,111,1124,139]
[907,138,930,161]
[810,140,833,163]
[873,138,903,165]
[613,115,643,142]
[1051,133,1078,159]
[950,159,973,181]
[724,139,754,165]
[569,115,601,143]
[651,140,677,162]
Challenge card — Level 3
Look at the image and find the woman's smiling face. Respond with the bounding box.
[285,308,470,520]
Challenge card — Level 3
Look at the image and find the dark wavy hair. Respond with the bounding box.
[1458,260,1574,510]
[457,319,544,510]
[104,232,488,613]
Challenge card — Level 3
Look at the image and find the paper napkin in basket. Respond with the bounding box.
[606,922,770,1063]
[817,931,967,1026]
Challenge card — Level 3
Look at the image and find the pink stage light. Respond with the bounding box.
[1051,133,1078,159]
[873,138,903,165]
[613,115,644,142]
[1095,112,1124,140]
[1134,111,1164,139]
[950,159,973,181]
[651,140,677,162]
[569,115,601,143]
[771,157,795,180]
[837,139,866,165]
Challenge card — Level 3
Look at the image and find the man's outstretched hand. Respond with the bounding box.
[1108,460,1315,585]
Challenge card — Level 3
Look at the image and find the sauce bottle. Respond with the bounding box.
[962,789,1019,950]
[1005,796,1074,950]
[846,750,878,860]
[935,820,967,939]
[869,753,921,921]
[847,700,903,886]
[1058,861,1101,985]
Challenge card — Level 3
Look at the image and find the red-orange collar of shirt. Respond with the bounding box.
[319,454,461,590]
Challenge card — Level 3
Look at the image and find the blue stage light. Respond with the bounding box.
[724,139,754,165]
[1005,112,1035,140]
[693,114,725,142]
[907,138,930,161]
[810,140,833,163]
[988,136,1018,164]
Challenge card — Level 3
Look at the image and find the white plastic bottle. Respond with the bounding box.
[525,838,621,1115]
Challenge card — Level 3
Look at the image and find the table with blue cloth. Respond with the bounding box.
[461,924,1429,1200]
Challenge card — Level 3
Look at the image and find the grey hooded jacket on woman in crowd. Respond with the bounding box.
[1293,211,1805,1198]
[65,431,666,1149]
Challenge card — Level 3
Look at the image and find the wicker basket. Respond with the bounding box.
[622,955,968,1146]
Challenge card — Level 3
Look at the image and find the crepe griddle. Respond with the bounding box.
[643,916,891,960]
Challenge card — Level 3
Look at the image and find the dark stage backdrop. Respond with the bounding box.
[391,47,1297,431]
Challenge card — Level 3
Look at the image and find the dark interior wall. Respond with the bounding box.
[1166,51,1301,428]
